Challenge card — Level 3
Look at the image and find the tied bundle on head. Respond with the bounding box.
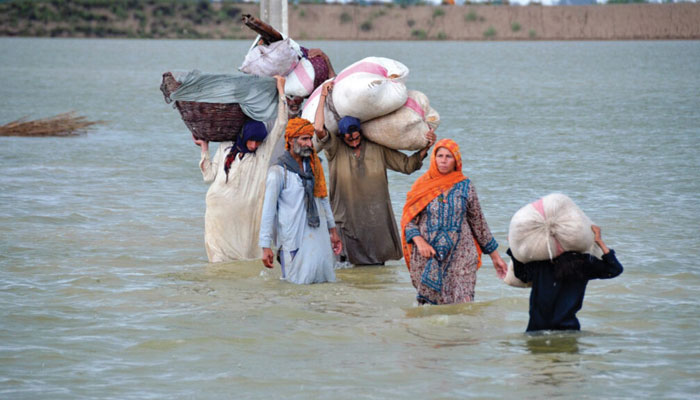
[508,193,599,263]
[284,118,327,198]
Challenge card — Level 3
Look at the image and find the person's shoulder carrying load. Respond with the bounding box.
[238,15,331,98]
[504,193,603,288]
[301,56,440,151]
[160,70,278,143]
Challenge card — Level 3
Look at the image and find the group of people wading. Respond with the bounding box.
[193,74,623,333]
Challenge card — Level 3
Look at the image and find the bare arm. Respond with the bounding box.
[313,81,333,141]
[591,225,610,255]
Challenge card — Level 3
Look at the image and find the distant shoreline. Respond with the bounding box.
[1,2,699,41]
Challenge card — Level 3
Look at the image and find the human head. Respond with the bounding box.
[286,95,304,118]
[435,147,457,174]
[285,118,316,158]
[239,120,268,154]
[246,140,261,152]
[430,139,463,177]
[338,116,362,149]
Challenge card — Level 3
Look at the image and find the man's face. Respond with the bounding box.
[292,134,313,157]
[342,130,361,149]
[286,96,304,118]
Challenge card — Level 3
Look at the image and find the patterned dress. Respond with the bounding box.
[404,179,498,304]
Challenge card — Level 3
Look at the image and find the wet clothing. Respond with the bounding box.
[508,248,623,332]
[405,180,498,304]
[316,133,424,265]
[259,163,336,284]
[199,95,286,262]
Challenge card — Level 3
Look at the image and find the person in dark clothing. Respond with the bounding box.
[507,225,623,332]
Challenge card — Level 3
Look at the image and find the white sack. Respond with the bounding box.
[331,57,408,121]
[301,57,409,130]
[508,193,595,263]
[239,38,300,77]
[361,90,440,151]
[284,57,316,98]
[504,260,531,288]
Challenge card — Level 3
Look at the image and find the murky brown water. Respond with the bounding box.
[1,38,699,398]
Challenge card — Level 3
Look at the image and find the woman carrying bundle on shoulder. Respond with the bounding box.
[401,139,507,305]
[507,225,623,332]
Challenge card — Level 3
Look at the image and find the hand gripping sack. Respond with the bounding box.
[508,193,595,263]
[300,78,340,134]
[361,90,440,151]
[239,38,300,77]
[301,57,409,129]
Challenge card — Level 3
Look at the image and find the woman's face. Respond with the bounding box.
[435,147,456,174]
[246,140,262,152]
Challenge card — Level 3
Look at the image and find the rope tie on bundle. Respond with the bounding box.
[532,198,565,260]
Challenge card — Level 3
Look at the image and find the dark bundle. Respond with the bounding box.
[0,112,103,137]
[241,14,283,44]
[161,72,246,143]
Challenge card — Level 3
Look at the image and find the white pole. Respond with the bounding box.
[260,0,288,37]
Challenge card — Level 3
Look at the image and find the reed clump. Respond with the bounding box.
[0,112,104,137]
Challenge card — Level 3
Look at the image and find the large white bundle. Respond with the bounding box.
[239,38,301,77]
[508,193,595,263]
[361,90,440,151]
[301,57,409,131]
[332,57,408,121]
[284,57,316,97]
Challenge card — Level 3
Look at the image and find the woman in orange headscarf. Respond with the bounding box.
[401,139,507,305]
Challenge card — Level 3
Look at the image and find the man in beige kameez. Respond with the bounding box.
[313,82,436,265]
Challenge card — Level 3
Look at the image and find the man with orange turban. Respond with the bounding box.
[259,118,343,284]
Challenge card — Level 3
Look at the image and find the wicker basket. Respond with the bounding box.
[161,72,246,142]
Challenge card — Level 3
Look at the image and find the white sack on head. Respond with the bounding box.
[284,58,316,98]
[508,193,595,263]
[504,260,531,288]
[361,90,440,151]
[301,57,409,128]
[239,38,300,77]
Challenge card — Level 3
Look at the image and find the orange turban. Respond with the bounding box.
[400,139,482,270]
[285,118,327,198]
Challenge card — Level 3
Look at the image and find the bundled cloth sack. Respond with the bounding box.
[508,193,598,263]
[239,38,302,78]
[360,90,440,151]
[239,37,330,98]
[161,70,279,142]
[284,57,316,98]
[301,56,409,134]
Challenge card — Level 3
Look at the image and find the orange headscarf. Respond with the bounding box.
[400,139,482,270]
[285,118,327,198]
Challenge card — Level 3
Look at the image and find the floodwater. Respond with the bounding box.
[1,38,699,399]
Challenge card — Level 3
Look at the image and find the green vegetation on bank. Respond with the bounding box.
[0,0,248,39]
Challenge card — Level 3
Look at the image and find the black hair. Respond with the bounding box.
[553,252,590,281]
